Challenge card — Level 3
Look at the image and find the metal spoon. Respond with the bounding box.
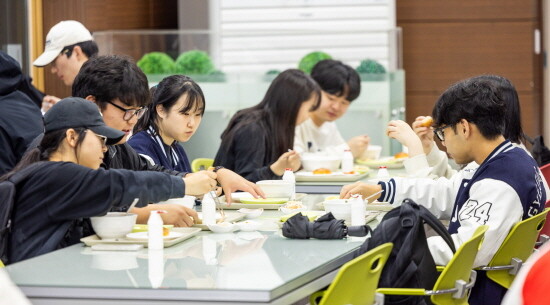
[126,198,140,215]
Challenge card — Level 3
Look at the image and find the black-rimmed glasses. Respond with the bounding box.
[433,124,453,142]
[106,101,147,121]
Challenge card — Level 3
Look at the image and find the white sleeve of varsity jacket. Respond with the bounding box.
[427,178,524,267]
[382,173,466,219]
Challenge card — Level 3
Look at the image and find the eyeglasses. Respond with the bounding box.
[106,101,147,121]
[433,124,453,142]
[95,134,108,148]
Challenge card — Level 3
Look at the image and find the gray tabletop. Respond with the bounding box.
[5,195,377,305]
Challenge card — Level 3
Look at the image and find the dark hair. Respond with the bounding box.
[311,59,361,102]
[432,77,506,140]
[62,40,99,59]
[469,75,524,144]
[220,69,321,161]
[72,55,150,109]
[0,128,86,182]
[133,75,205,135]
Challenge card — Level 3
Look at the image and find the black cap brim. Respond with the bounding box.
[89,125,125,145]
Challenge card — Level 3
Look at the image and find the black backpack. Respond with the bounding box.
[0,162,45,265]
[356,199,456,305]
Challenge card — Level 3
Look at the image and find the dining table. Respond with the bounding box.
[4,194,386,305]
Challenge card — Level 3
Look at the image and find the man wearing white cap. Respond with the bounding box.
[33,20,99,111]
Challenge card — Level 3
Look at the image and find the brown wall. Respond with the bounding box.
[397,0,543,138]
[41,0,177,99]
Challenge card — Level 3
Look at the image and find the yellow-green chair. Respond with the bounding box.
[0,259,4,268]
[477,208,549,289]
[191,158,214,172]
[310,243,392,305]
[377,225,489,305]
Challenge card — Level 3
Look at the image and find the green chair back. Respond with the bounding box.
[431,225,489,305]
[486,208,549,288]
[0,259,4,268]
[191,158,214,172]
[315,243,392,305]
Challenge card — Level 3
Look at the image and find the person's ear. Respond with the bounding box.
[461,119,471,138]
[65,129,79,147]
[72,46,87,62]
[156,104,167,119]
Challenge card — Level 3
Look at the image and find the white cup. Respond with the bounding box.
[158,196,196,209]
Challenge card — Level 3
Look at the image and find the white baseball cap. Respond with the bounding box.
[33,20,93,67]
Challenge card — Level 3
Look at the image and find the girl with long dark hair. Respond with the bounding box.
[214,69,321,182]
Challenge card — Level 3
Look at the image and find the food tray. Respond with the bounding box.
[80,227,201,248]
[355,157,405,169]
[295,171,370,182]
[220,193,307,210]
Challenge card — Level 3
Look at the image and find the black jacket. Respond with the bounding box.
[0,51,43,176]
[9,162,184,263]
[214,121,279,182]
[103,142,186,177]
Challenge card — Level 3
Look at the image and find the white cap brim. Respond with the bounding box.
[33,48,63,67]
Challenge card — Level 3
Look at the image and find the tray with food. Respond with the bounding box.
[80,227,201,248]
[219,192,307,209]
[295,168,370,182]
[355,152,408,169]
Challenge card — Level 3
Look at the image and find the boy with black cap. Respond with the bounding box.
[2,97,194,264]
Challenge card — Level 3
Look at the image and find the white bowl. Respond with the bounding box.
[90,212,137,239]
[237,208,264,219]
[236,220,261,232]
[301,153,342,172]
[207,222,237,233]
[323,199,352,221]
[256,180,292,198]
[158,195,196,209]
[360,145,383,160]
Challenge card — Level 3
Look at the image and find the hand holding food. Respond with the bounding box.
[412,116,436,154]
[418,116,433,127]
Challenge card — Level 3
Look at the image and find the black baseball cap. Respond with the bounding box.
[44,97,125,145]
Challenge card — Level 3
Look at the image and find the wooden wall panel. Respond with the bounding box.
[41,0,177,99]
[402,22,537,93]
[398,0,537,21]
[397,0,543,138]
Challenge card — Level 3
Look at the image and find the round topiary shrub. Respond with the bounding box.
[175,50,214,75]
[356,59,386,74]
[298,51,332,74]
[137,52,175,74]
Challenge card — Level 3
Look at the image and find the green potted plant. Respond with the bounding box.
[356,59,387,81]
[298,51,332,74]
[175,50,225,82]
[137,52,176,83]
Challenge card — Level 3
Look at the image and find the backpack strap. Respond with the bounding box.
[7,162,47,184]
[403,198,457,253]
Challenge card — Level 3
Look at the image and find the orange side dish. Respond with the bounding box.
[313,168,332,174]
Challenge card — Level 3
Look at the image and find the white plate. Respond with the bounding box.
[193,211,245,231]
[125,231,184,240]
[356,157,405,169]
[220,193,307,210]
[295,171,369,182]
[80,227,201,248]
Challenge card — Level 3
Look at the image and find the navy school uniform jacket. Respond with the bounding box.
[9,162,185,263]
[128,130,191,173]
[378,140,547,305]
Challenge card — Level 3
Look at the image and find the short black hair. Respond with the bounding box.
[62,40,99,59]
[311,59,361,102]
[72,55,150,109]
[432,77,506,140]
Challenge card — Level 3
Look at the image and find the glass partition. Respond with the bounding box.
[93,29,405,159]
